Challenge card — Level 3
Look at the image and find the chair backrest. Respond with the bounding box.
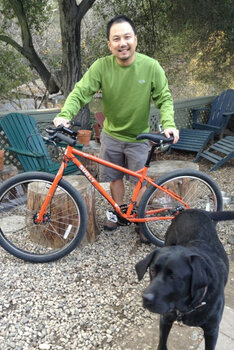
[93,112,105,143]
[208,89,234,127]
[0,113,52,172]
[94,112,105,128]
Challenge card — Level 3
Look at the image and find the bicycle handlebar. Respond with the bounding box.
[44,124,174,147]
[56,132,77,146]
[43,122,82,146]
[137,133,174,144]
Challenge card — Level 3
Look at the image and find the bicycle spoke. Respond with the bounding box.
[139,171,222,247]
[0,174,87,262]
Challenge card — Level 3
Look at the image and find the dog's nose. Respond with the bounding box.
[142,292,155,303]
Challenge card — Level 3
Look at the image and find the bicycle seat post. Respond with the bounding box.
[145,144,158,167]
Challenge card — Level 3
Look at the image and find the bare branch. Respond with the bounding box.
[0,34,24,55]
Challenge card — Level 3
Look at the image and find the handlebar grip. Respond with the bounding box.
[56,132,77,146]
[71,121,82,127]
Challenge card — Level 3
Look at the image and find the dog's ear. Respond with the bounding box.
[135,249,160,281]
[188,254,209,305]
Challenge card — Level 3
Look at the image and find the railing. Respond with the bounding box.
[149,95,214,130]
[0,95,215,169]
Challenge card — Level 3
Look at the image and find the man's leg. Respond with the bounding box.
[99,133,125,231]
[136,185,147,205]
[110,178,125,206]
[125,142,150,243]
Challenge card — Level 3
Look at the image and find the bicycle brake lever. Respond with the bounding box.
[43,136,57,146]
[46,127,57,135]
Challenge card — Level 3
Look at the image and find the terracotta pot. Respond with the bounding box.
[0,150,4,171]
[78,130,92,146]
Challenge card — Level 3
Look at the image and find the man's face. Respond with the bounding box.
[108,21,137,66]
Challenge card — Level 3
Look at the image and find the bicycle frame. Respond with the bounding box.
[36,144,189,224]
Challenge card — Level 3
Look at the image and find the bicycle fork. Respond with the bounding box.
[34,164,65,224]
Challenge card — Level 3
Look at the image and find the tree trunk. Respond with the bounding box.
[58,0,96,97]
[58,0,82,96]
[58,0,96,126]
[1,0,96,107]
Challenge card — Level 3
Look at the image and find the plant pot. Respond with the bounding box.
[78,130,92,146]
[0,150,4,171]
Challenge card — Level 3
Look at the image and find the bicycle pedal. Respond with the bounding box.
[106,210,118,223]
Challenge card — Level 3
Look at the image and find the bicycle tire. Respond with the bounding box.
[0,172,88,263]
[138,168,223,246]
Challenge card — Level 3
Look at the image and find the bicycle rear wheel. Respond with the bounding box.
[0,172,88,262]
[138,169,223,246]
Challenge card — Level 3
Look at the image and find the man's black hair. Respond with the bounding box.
[106,15,137,40]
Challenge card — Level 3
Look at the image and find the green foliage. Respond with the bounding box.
[89,0,169,57]
[86,0,233,96]
[0,45,34,99]
[1,0,53,33]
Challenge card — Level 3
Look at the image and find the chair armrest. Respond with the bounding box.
[222,111,234,117]
[192,123,220,132]
[6,146,44,158]
[220,111,234,130]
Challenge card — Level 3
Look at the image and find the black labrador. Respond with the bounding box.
[135,209,234,350]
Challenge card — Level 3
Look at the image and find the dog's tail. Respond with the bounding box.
[208,211,234,222]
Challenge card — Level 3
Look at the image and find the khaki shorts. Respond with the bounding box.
[99,132,149,183]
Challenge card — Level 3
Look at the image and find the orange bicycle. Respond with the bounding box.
[0,124,223,262]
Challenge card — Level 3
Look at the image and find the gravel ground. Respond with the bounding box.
[0,152,233,350]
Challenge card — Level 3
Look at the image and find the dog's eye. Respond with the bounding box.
[150,268,156,278]
[168,270,176,280]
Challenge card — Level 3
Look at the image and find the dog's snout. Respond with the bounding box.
[142,292,155,303]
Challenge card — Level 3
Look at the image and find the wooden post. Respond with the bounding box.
[0,165,18,182]
[27,175,100,248]
[64,175,100,245]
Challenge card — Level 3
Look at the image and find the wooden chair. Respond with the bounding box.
[93,112,105,143]
[196,136,234,171]
[192,89,234,137]
[168,128,215,161]
[169,89,234,159]
[0,113,82,174]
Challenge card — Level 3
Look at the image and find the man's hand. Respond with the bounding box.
[53,117,71,128]
[164,128,179,144]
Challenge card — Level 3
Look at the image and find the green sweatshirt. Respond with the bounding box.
[57,52,175,142]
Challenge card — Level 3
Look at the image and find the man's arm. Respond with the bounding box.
[53,60,102,127]
[151,61,179,143]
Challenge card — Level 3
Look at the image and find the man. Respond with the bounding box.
[54,15,179,239]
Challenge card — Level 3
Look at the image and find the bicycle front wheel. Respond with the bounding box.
[0,172,88,263]
[138,169,223,246]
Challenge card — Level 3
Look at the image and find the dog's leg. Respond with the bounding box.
[157,315,173,350]
[203,326,219,350]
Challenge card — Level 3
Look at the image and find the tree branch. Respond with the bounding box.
[77,0,96,21]
[8,0,33,48]
[0,34,25,55]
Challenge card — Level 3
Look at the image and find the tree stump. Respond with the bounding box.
[147,160,200,200]
[65,175,100,245]
[0,164,18,183]
[82,141,101,180]
[27,175,100,248]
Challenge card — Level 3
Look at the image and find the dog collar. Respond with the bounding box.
[175,285,208,322]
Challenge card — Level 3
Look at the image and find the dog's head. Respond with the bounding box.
[135,247,212,315]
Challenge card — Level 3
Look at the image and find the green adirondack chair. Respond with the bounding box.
[0,113,83,174]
